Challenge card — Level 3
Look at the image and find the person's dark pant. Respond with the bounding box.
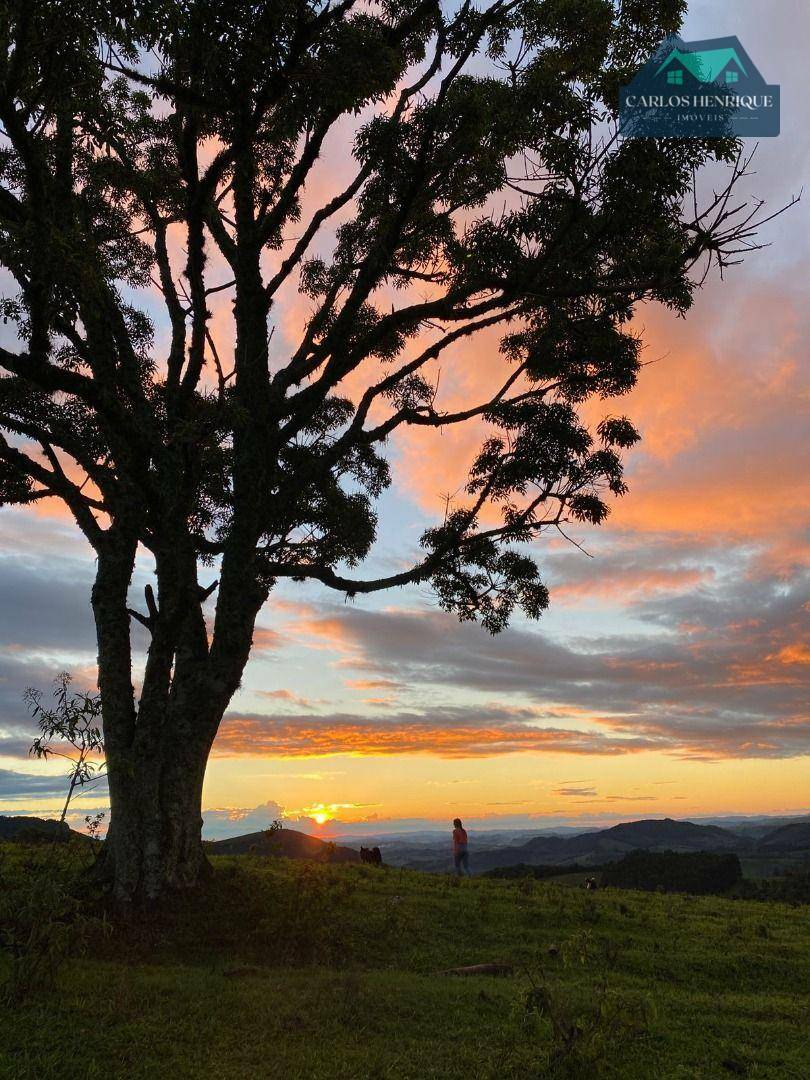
[454,848,470,876]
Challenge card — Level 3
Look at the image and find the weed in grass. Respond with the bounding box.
[580,896,601,924]
[725,919,745,940]
[521,968,655,1077]
[598,936,624,971]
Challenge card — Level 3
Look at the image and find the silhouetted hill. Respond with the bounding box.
[470,818,743,873]
[210,827,360,863]
[0,815,72,842]
[757,822,810,853]
[590,818,740,851]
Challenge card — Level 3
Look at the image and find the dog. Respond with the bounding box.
[360,845,383,866]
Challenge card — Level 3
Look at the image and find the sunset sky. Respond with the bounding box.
[0,0,807,838]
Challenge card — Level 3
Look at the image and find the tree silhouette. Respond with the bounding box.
[0,1,774,899]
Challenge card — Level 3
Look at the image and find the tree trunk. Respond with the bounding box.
[91,510,266,902]
[102,729,213,902]
[92,530,224,903]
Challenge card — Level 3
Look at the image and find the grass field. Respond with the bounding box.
[1,846,809,1079]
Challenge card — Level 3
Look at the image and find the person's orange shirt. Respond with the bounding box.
[453,827,468,851]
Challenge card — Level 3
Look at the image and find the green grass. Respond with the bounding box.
[1,848,809,1078]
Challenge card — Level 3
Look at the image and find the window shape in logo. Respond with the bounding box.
[667,69,683,85]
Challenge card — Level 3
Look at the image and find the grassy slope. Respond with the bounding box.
[1,852,809,1080]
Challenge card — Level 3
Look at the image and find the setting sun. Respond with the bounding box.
[284,802,363,827]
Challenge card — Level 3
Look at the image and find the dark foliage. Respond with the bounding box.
[600,850,742,895]
[736,868,810,905]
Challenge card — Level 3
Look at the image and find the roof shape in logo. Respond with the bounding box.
[656,46,747,84]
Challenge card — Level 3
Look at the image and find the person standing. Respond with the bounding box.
[452,817,470,877]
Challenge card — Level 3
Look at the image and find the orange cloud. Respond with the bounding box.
[214,710,659,760]
[385,271,810,557]
[252,627,283,652]
[553,566,708,604]
[768,643,810,666]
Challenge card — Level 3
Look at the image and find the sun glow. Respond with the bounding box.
[283,801,366,827]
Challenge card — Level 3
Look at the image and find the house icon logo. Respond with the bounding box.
[656,44,748,88]
[620,35,780,138]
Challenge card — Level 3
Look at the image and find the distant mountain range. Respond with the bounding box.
[469,818,741,873]
[369,817,810,873]
[209,816,810,873]
[3,815,809,873]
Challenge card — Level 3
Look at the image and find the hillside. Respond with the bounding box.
[1,847,808,1078]
[0,815,71,842]
[210,826,360,863]
[757,821,810,853]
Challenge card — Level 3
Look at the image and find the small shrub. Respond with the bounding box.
[599,937,624,971]
[580,896,600,924]
[561,930,594,969]
[516,877,535,899]
[25,673,106,823]
[522,972,655,1075]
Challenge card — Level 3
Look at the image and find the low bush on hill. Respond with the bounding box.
[600,850,742,895]
[736,868,810,904]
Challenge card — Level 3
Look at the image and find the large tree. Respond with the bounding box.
[0,0,767,899]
